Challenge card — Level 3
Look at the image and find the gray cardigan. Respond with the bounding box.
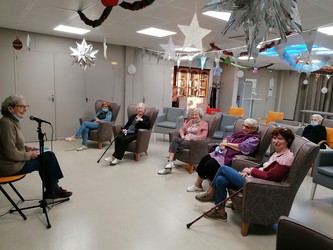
[0,116,30,176]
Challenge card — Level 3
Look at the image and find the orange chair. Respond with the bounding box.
[258,111,284,125]
[228,107,245,117]
[0,174,27,220]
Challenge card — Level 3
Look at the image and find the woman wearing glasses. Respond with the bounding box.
[186,118,260,192]
[0,95,72,199]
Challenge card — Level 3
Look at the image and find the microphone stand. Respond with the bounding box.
[10,121,69,228]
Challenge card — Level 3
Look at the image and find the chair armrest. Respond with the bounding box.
[187,139,210,163]
[112,125,123,136]
[223,125,234,132]
[96,121,114,138]
[79,117,92,124]
[232,158,260,171]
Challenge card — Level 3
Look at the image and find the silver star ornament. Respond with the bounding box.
[70,38,99,70]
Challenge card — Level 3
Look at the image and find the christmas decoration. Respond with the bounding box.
[178,13,211,52]
[203,0,302,57]
[78,0,155,28]
[26,34,32,50]
[70,38,99,71]
[160,37,176,60]
[102,0,123,6]
[12,37,23,50]
[103,36,107,59]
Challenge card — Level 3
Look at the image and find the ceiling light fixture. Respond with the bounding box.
[202,11,231,21]
[318,26,333,36]
[54,25,90,35]
[137,27,176,37]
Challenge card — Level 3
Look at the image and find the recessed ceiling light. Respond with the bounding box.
[202,11,231,21]
[318,26,333,36]
[54,25,90,35]
[137,27,176,37]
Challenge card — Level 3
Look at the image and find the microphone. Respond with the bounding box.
[29,116,51,125]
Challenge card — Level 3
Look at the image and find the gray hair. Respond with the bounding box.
[245,118,259,130]
[311,114,323,123]
[1,95,24,117]
[137,102,146,111]
[192,108,204,118]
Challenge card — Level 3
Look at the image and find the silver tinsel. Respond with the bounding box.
[203,0,302,57]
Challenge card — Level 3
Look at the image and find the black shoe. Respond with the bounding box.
[45,187,72,199]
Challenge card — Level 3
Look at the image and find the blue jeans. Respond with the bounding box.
[75,121,99,146]
[211,165,244,206]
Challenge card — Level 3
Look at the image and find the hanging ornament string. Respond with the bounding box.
[78,0,155,28]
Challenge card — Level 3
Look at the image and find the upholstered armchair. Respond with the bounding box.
[211,113,242,143]
[227,118,275,164]
[112,104,159,161]
[276,216,333,250]
[153,107,185,141]
[229,135,319,236]
[79,100,120,149]
[269,119,304,136]
[168,114,220,174]
[310,150,333,200]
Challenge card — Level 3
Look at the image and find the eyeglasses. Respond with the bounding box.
[14,105,29,109]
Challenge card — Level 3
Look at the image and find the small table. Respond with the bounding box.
[300,110,333,123]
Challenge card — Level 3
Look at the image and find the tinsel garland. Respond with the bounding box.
[78,0,155,28]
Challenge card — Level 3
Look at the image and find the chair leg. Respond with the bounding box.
[9,183,25,202]
[0,186,27,220]
[310,183,317,200]
[98,142,102,149]
[241,222,250,236]
[188,165,195,174]
[135,153,140,161]
[310,162,315,177]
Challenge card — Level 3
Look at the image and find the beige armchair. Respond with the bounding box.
[112,104,159,161]
[168,114,220,174]
[229,135,319,236]
[79,100,120,149]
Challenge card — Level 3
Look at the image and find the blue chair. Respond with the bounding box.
[211,113,242,143]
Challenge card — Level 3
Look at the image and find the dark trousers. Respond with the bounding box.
[196,154,221,181]
[15,151,64,193]
[112,133,137,160]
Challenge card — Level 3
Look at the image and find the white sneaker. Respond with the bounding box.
[77,145,87,151]
[104,156,113,163]
[186,185,203,192]
[164,161,175,169]
[110,158,119,165]
[65,135,77,142]
[157,168,172,175]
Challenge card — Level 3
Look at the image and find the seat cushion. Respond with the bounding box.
[156,121,177,129]
[318,166,333,177]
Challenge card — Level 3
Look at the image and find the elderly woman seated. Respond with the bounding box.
[186,118,260,192]
[302,114,327,149]
[158,108,208,175]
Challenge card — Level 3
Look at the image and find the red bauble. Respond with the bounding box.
[101,0,122,6]
[12,38,23,50]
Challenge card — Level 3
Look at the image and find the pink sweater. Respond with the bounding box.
[179,119,208,140]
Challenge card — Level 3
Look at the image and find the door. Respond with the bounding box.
[84,59,114,117]
[16,51,55,142]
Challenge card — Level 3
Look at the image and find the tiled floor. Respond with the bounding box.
[0,135,332,250]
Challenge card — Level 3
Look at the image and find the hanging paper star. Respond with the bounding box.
[160,36,176,60]
[195,56,209,69]
[178,13,211,52]
[26,34,32,51]
[203,0,302,57]
[70,38,99,71]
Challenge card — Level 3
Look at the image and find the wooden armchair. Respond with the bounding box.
[79,99,120,149]
[229,135,319,236]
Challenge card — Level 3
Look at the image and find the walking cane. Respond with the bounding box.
[97,133,121,163]
[186,188,243,229]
